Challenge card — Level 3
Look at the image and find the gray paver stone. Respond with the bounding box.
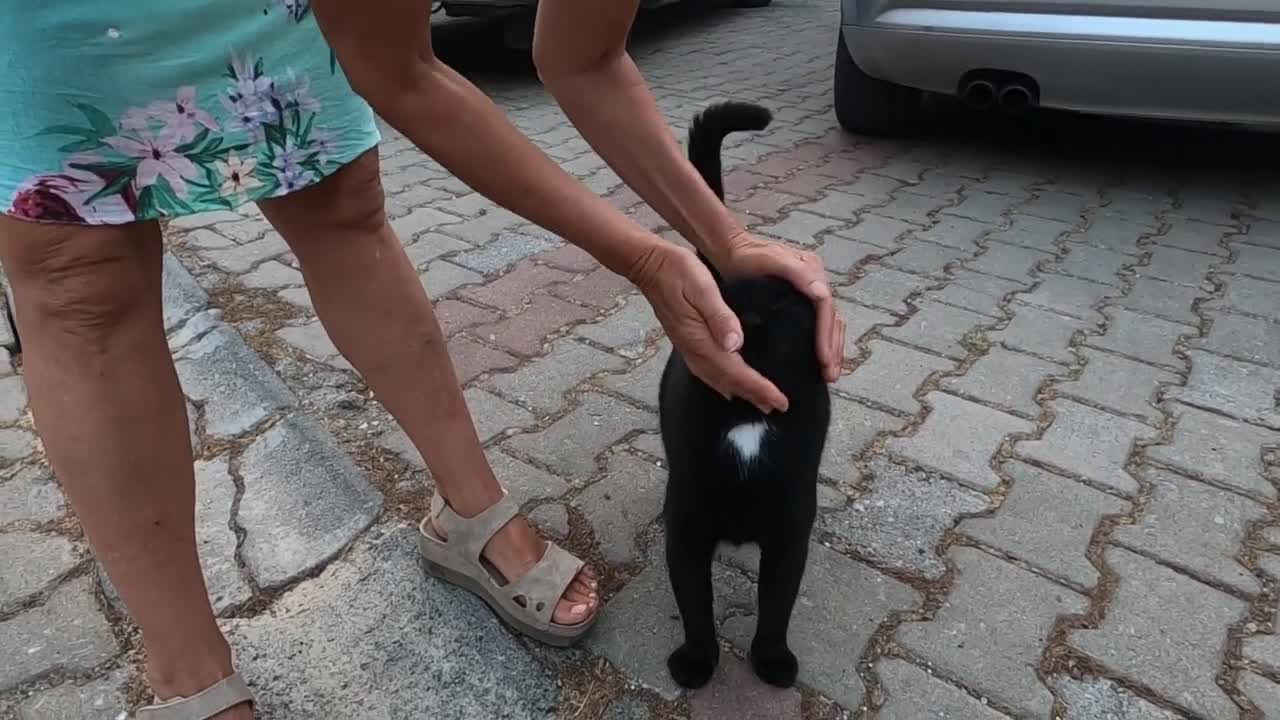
[419,260,484,298]
[275,320,351,371]
[485,449,570,509]
[887,392,1034,491]
[241,260,304,289]
[1053,244,1133,286]
[986,214,1072,253]
[942,190,1022,224]
[966,243,1054,281]
[1139,246,1218,288]
[1227,244,1280,282]
[721,543,922,711]
[16,668,130,720]
[838,266,932,315]
[877,658,1012,720]
[1244,632,1280,674]
[1113,467,1264,596]
[836,339,954,415]
[1054,675,1184,720]
[0,531,80,610]
[1070,546,1245,720]
[200,234,288,274]
[832,214,915,248]
[0,428,36,462]
[452,231,559,274]
[1057,348,1178,425]
[1070,215,1151,255]
[1168,351,1280,430]
[504,393,654,483]
[881,301,992,360]
[572,454,665,565]
[1209,274,1280,320]
[960,460,1127,590]
[991,302,1093,364]
[795,190,880,222]
[821,456,988,580]
[881,241,968,278]
[1022,190,1093,223]
[911,216,990,251]
[489,338,627,416]
[575,297,661,358]
[896,547,1087,718]
[1112,278,1201,326]
[168,309,222,352]
[688,655,802,720]
[237,415,382,589]
[0,375,28,423]
[161,254,209,333]
[1192,312,1280,367]
[601,340,671,410]
[602,694,653,720]
[1154,219,1231,256]
[225,526,559,718]
[1147,402,1278,501]
[874,190,952,226]
[175,326,295,438]
[756,210,843,246]
[0,577,119,692]
[527,503,569,540]
[1087,307,1188,369]
[941,347,1061,419]
[194,457,252,613]
[1016,399,1157,496]
[0,466,65,525]
[1017,275,1109,321]
[586,541,754,701]
[836,300,897,358]
[819,236,885,274]
[460,387,538,442]
[1241,673,1280,717]
[821,396,903,484]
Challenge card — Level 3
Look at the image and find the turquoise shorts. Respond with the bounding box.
[0,1,381,225]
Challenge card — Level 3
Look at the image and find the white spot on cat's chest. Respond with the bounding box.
[726,422,769,463]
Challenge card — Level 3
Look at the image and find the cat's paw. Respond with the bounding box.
[750,645,798,688]
[667,644,718,689]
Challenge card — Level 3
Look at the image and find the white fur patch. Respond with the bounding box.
[726,422,769,463]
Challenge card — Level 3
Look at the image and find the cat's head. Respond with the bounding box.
[720,275,824,390]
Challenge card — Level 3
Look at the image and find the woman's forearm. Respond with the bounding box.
[539,53,745,270]
[372,60,661,279]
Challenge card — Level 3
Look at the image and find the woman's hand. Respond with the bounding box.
[627,242,790,414]
[718,232,846,383]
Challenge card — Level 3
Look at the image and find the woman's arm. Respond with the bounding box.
[309,0,790,412]
[533,0,846,382]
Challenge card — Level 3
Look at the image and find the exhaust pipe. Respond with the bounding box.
[997,82,1034,113]
[960,79,997,110]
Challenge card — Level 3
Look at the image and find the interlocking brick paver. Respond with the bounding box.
[1113,466,1264,596]
[1210,273,1280,320]
[818,236,885,274]
[1052,244,1133,286]
[986,214,1072,253]
[910,215,990,250]
[1017,275,1109,320]
[821,456,988,580]
[1054,676,1183,720]
[504,392,652,483]
[487,338,626,416]
[573,454,664,565]
[877,659,1012,720]
[1056,348,1178,424]
[836,339,954,415]
[194,457,252,614]
[1071,547,1245,720]
[0,467,64,525]
[474,294,596,357]
[575,296,662,358]
[175,326,296,438]
[1228,244,1280,282]
[1168,350,1280,429]
[1069,215,1150,256]
[1087,307,1187,369]
[1021,190,1093,224]
[1241,674,1280,717]
[0,577,118,692]
[755,210,843,246]
[1139,245,1218,287]
[941,347,1061,419]
[881,241,968,277]
[1192,312,1280,367]
[881,301,993,360]
[960,461,1126,590]
[874,190,953,226]
[1147,402,1279,501]
[831,214,916,248]
[16,669,130,720]
[839,265,932,314]
[1113,277,1202,326]
[792,189,878,221]
[887,391,1035,491]
[965,242,1053,281]
[1016,399,1157,496]
[1154,218,1231,256]
[897,547,1087,718]
[942,190,1023,224]
[0,531,80,609]
[822,396,903,483]
[419,260,483,298]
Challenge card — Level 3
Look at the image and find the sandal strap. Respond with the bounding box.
[503,542,585,630]
[136,672,253,720]
[429,490,521,563]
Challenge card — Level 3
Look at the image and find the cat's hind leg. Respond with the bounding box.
[751,534,810,687]
[665,525,720,689]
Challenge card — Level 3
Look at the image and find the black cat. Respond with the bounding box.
[658,101,832,690]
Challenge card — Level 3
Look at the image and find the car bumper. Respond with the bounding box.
[840,8,1280,126]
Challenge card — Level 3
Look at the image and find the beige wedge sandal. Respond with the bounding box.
[136,672,254,719]
[417,491,597,647]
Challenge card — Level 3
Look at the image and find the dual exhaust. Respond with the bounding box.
[960,78,1036,113]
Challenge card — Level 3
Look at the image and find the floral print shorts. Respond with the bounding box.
[0,1,381,225]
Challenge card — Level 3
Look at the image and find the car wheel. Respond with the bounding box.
[833,32,923,136]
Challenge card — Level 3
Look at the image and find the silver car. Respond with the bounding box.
[835,0,1280,134]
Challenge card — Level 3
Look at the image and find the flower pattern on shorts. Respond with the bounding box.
[7,2,349,224]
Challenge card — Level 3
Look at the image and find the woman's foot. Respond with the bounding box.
[430,511,599,626]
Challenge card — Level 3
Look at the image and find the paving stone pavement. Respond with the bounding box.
[2,1,1280,718]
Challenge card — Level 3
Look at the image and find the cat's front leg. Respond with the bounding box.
[751,534,810,688]
[665,528,719,689]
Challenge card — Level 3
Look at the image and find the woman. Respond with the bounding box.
[0,1,845,717]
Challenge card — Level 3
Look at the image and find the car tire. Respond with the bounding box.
[833,32,923,136]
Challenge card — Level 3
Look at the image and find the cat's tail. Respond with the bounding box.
[688,102,773,202]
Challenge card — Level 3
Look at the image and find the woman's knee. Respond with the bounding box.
[0,217,163,347]
[259,148,389,244]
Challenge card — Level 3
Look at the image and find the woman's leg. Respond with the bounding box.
[257,150,597,625]
[0,217,250,718]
